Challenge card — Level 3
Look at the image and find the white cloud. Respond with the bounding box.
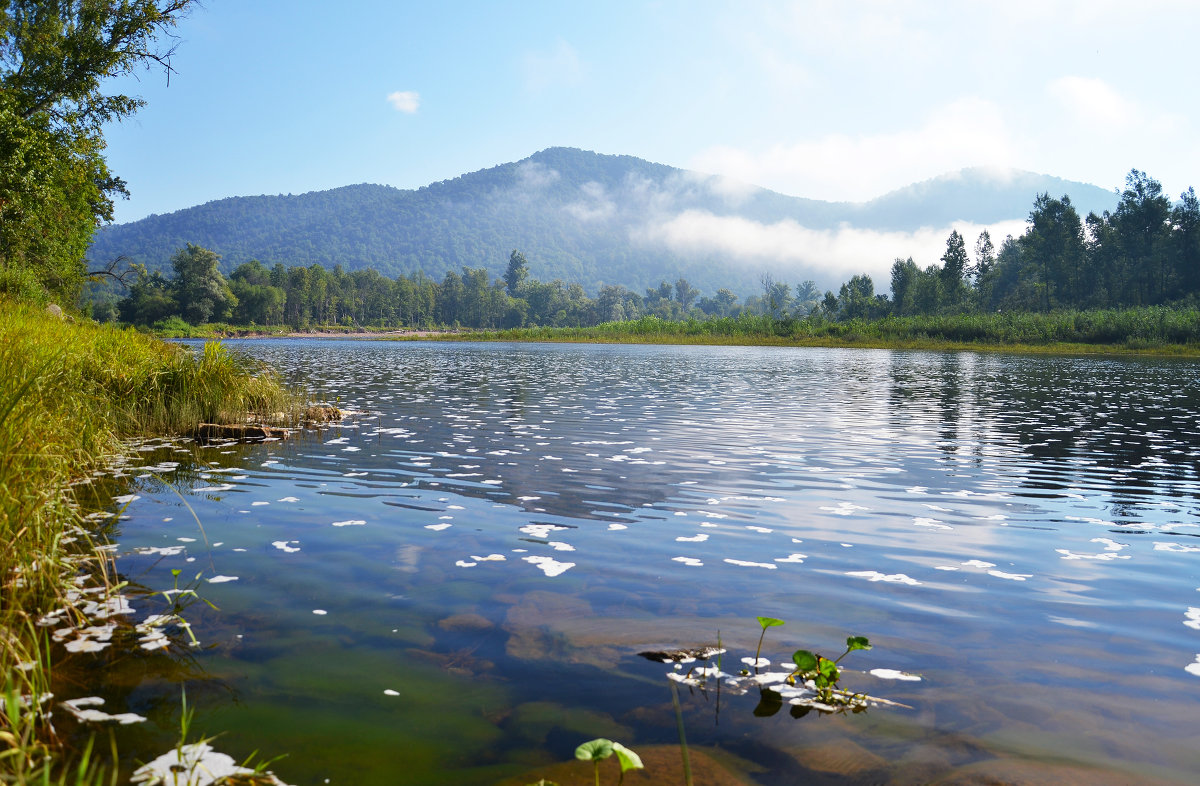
[1046,76,1134,128]
[639,210,1027,288]
[523,39,582,92]
[386,90,420,114]
[690,98,1021,202]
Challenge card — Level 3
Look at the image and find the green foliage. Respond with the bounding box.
[787,636,873,707]
[0,299,296,782]
[573,739,643,786]
[0,0,197,306]
[754,616,784,664]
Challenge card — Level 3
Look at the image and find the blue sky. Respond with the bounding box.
[102,1,1200,225]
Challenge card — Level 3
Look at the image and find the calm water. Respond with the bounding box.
[80,340,1200,784]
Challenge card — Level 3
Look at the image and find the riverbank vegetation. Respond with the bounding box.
[0,2,308,780]
[422,307,1200,354]
[0,301,296,781]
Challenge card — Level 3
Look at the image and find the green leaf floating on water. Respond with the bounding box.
[575,738,614,762]
[846,636,871,651]
[611,742,643,772]
[756,616,785,630]
[792,649,818,671]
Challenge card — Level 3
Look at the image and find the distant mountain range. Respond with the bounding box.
[88,147,1118,295]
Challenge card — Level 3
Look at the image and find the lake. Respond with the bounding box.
[79,340,1200,784]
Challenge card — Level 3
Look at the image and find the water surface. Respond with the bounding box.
[83,341,1200,784]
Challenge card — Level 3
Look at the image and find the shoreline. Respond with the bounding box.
[186,327,1200,357]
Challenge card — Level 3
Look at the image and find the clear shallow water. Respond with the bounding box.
[80,340,1200,784]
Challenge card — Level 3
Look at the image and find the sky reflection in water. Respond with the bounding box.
[95,341,1200,785]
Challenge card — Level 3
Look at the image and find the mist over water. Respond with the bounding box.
[92,340,1200,784]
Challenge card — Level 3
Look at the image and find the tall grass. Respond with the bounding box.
[420,307,1200,353]
[0,300,297,782]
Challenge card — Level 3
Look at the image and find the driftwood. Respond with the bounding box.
[194,423,290,444]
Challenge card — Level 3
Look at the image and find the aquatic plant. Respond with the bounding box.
[573,739,644,786]
[753,616,784,666]
[788,636,872,707]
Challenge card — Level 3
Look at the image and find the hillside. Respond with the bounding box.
[88,147,1117,295]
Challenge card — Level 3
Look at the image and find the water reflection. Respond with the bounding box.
[74,340,1200,784]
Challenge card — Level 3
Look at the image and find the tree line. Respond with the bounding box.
[110,246,807,329]
[108,169,1199,331]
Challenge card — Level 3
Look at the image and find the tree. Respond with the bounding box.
[673,278,699,310]
[0,1,197,304]
[172,244,236,324]
[837,274,876,320]
[503,249,528,296]
[939,230,969,307]
[889,257,919,316]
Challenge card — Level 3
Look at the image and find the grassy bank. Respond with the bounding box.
[399,307,1200,355]
[0,301,297,782]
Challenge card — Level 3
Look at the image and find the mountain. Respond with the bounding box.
[87,147,1118,295]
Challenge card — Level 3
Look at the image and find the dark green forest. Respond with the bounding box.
[110,169,1200,337]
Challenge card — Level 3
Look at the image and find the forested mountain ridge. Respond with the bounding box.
[89,147,1117,295]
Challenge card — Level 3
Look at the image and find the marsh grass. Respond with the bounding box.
[0,300,298,782]
[409,307,1200,355]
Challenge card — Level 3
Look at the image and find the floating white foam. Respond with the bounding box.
[277,496,300,503]
[312,609,327,615]
[331,519,366,527]
[1186,655,1200,678]
[961,560,995,568]
[523,555,575,577]
[131,742,292,785]
[774,553,806,563]
[608,523,628,531]
[271,541,300,553]
[425,523,452,531]
[724,559,777,569]
[672,556,703,567]
[846,570,920,585]
[870,668,921,681]
[1154,542,1200,553]
[988,570,1032,581]
[676,533,709,543]
[207,575,238,584]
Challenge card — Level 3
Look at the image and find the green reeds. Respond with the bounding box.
[0,299,298,782]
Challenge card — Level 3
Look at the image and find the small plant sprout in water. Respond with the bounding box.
[750,616,784,672]
[574,738,644,786]
[788,635,872,707]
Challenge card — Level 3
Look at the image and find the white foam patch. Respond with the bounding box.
[988,570,1032,581]
[961,560,996,568]
[523,555,575,577]
[384,689,400,696]
[331,519,366,527]
[425,523,452,531]
[277,496,300,503]
[251,501,270,507]
[821,502,868,515]
[608,523,628,531]
[870,669,922,681]
[207,575,238,584]
[746,526,773,533]
[913,517,951,530]
[312,609,327,615]
[471,554,506,562]
[672,556,703,567]
[846,570,920,585]
[271,541,300,553]
[774,553,806,563]
[1183,608,1200,630]
[1154,542,1200,553]
[676,533,709,542]
[724,559,777,569]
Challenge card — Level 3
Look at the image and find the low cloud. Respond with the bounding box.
[690,98,1020,202]
[1046,77,1133,129]
[386,90,420,114]
[639,210,1027,289]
